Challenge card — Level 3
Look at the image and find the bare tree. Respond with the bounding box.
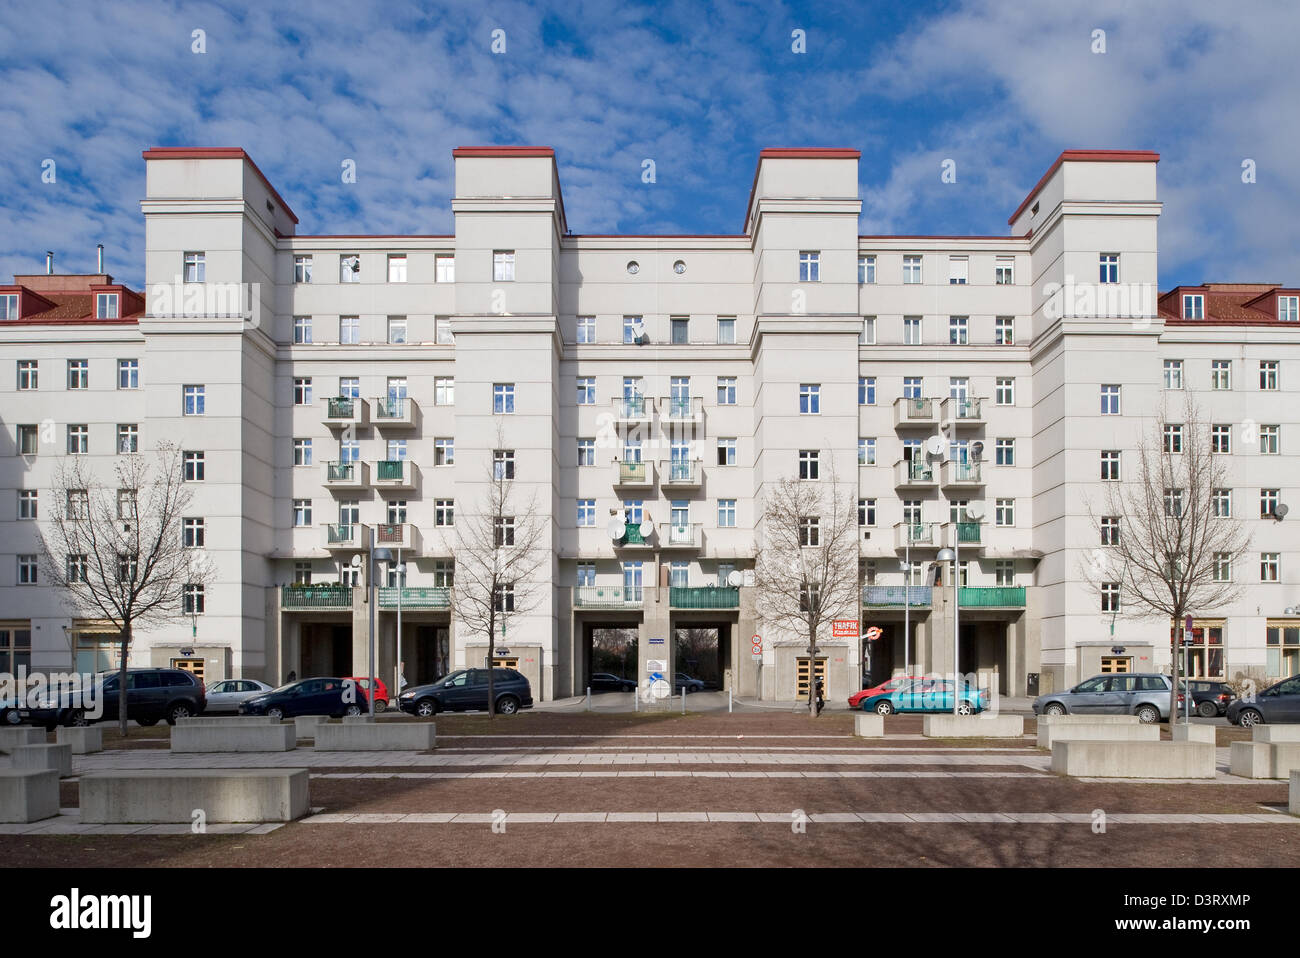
[452,429,548,718]
[40,442,214,735]
[754,467,860,717]
[1082,397,1251,721]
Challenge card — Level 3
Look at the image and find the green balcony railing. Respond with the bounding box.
[327,461,356,482]
[670,586,739,609]
[957,586,1025,607]
[377,460,406,481]
[621,524,649,545]
[900,397,934,419]
[326,523,358,544]
[900,523,935,544]
[574,586,643,608]
[956,522,982,544]
[619,397,647,419]
[950,398,982,420]
[327,397,355,419]
[862,585,932,608]
[378,586,451,610]
[618,461,647,483]
[665,397,697,419]
[375,397,407,419]
[281,584,353,610]
[903,460,934,481]
[950,461,982,482]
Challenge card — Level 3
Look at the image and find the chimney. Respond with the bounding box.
[46,251,54,275]
[97,244,104,273]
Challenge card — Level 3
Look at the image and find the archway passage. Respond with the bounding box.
[585,625,638,691]
[301,623,352,677]
[673,624,729,690]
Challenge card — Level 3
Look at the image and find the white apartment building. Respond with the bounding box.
[2,145,1297,702]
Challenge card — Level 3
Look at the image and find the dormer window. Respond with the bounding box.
[96,293,119,319]
[1279,295,1299,322]
[0,294,17,320]
[1182,294,1204,319]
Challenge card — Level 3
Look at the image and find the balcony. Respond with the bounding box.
[942,460,984,487]
[614,523,654,549]
[281,584,354,611]
[862,585,932,609]
[661,458,702,488]
[573,585,644,610]
[613,459,654,489]
[378,586,451,610]
[894,458,937,488]
[322,523,368,550]
[323,396,368,429]
[374,522,421,553]
[940,397,984,427]
[658,522,702,550]
[957,586,1025,608]
[373,459,418,491]
[894,522,938,549]
[612,396,654,424]
[372,396,419,430]
[324,460,369,490]
[952,521,983,546]
[670,586,739,609]
[660,396,703,423]
[893,396,939,428]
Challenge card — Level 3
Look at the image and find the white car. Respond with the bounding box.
[204,679,275,713]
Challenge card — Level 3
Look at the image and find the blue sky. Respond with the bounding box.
[1,0,1297,290]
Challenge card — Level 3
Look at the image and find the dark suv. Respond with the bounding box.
[398,668,533,717]
[1186,680,1235,718]
[22,668,206,729]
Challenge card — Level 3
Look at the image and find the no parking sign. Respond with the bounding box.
[751,633,763,661]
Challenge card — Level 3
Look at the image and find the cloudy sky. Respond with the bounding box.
[1,0,1296,290]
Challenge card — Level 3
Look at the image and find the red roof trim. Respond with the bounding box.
[0,317,140,327]
[1008,149,1159,225]
[1163,318,1300,328]
[452,146,555,157]
[744,148,861,233]
[142,148,300,225]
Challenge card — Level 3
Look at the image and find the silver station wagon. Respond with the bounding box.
[1032,673,1180,724]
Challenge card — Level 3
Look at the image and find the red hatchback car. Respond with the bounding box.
[344,676,391,711]
[848,676,926,710]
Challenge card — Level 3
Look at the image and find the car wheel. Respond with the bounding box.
[166,703,193,725]
[497,696,520,715]
[374,699,388,712]
[415,698,438,718]
[1237,708,1263,728]
[64,709,88,728]
[136,717,159,727]
[1043,703,1066,716]
[874,700,895,716]
[1197,701,1217,718]
[1136,704,1160,724]
[2,709,21,726]
[343,704,363,717]
[267,707,285,721]
[956,700,975,716]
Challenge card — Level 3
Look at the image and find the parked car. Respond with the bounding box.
[849,675,926,710]
[862,678,989,715]
[1186,680,1235,718]
[238,677,369,719]
[589,672,636,693]
[398,668,533,717]
[1032,673,1184,724]
[674,673,706,693]
[21,668,206,728]
[1226,675,1300,727]
[203,679,275,714]
[344,676,391,711]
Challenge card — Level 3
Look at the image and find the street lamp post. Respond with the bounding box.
[937,547,957,715]
[394,549,404,711]
[900,540,911,678]
[369,537,393,717]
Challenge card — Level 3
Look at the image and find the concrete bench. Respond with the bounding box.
[1037,713,1140,726]
[923,714,1024,738]
[1253,725,1300,744]
[11,743,73,777]
[79,769,309,823]
[1051,740,1215,778]
[343,714,375,724]
[293,715,329,738]
[170,723,296,753]
[314,722,435,751]
[177,716,280,726]
[1229,741,1300,779]
[0,727,46,751]
[1171,724,1217,745]
[1291,770,1299,817]
[56,726,103,754]
[0,769,60,823]
[1037,722,1160,748]
[853,713,884,737]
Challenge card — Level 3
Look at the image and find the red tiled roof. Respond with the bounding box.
[1158,284,1299,326]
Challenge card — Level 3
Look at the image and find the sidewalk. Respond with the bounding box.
[533,692,1038,714]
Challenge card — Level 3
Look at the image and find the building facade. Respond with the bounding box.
[2,145,1297,702]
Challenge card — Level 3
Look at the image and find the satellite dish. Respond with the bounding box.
[727,571,743,587]
[607,519,627,539]
[1274,503,1289,520]
[638,520,655,538]
[965,501,987,521]
[350,554,362,568]
[926,435,947,457]
[970,440,985,460]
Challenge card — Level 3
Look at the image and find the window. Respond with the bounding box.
[386,500,408,526]
[294,378,312,405]
[435,254,454,283]
[183,451,205,481]
[183,517,205,548]
[1211,425,1231,454]
[1099,254,1119,284]
[292,439,312,467]
[995,498,1015,527]
[1260,425,1280,455]
[1210,360,1231,390]
[858,498,876,527]
[995,438,1015,466]
[576,315,595,344]
[576,377,596,405]
[903,255,922,284]
[183,584,205,615]
[183,384,205,415]
[671,317,689,344]
[17,360,36,390]
[435,317,454,345]
[340,439,360,464]
[66,555,87,583]
[493,449,516,480]
[573,562,596,588]
[340,254,361,282]
[798,516,820,547]
[1213,554,1232,583]
[386,439,407,461]
[18,425,38,455]
[493,383,516,414]
[493,251,515,282]
[949,377,969,400]
[494,517,515,548]
[717,377,736,405]
[1163,487,1184,517]
[799,384,820,415]
[1261,553,1280,582]
[118,359,139,389]
[67,425,88,454]
[858,438,876,466]
[620,315,642,344]
[293,316,312,344]
[18,490,37,520]
[1101,450,1121,481]
[859,377,875,405]
[1278,295,1298,322]
[0,294,19,319]
[1100,516,1120,545]
[577,439,596,467]
[334,315,359,344]
[1100,384,1120,415]
[183,251,206,283]
[1163,424,1184,454]
[994,316,1014,345]
[995,257,1014,285]
[435,499,455,527]
[995,560,1015,586]
[1182,294,1204,319]
[995,378,1015,405]
[493,584,515,613]
[1163,360,1183,389]
[717,317,736,344]
[948,257,968,285]
[1101,582,1120,613]
[387,316,407,344]
[577,499,596,527]
[1212,488,1232,518]
[387,254,407,283]
[860,316,876,345]
[18,556,38,585]
[434,439,454,466]
[948,316,968,345]
[718,499,737,528]
[1260,360,1278,390]
[66,489,89,519]
[717,438,736,466]
[335,376,358,400]
[1262,488,1280,518]
[903,316,922,345]
[902,377,922,400]
[859,255,876,284]
[117,424,138,453]
[68,359,88,390]
[294,255,312,283]
[1266,624,1300,676]
[798,449,820,480]
[798,251,820,282]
